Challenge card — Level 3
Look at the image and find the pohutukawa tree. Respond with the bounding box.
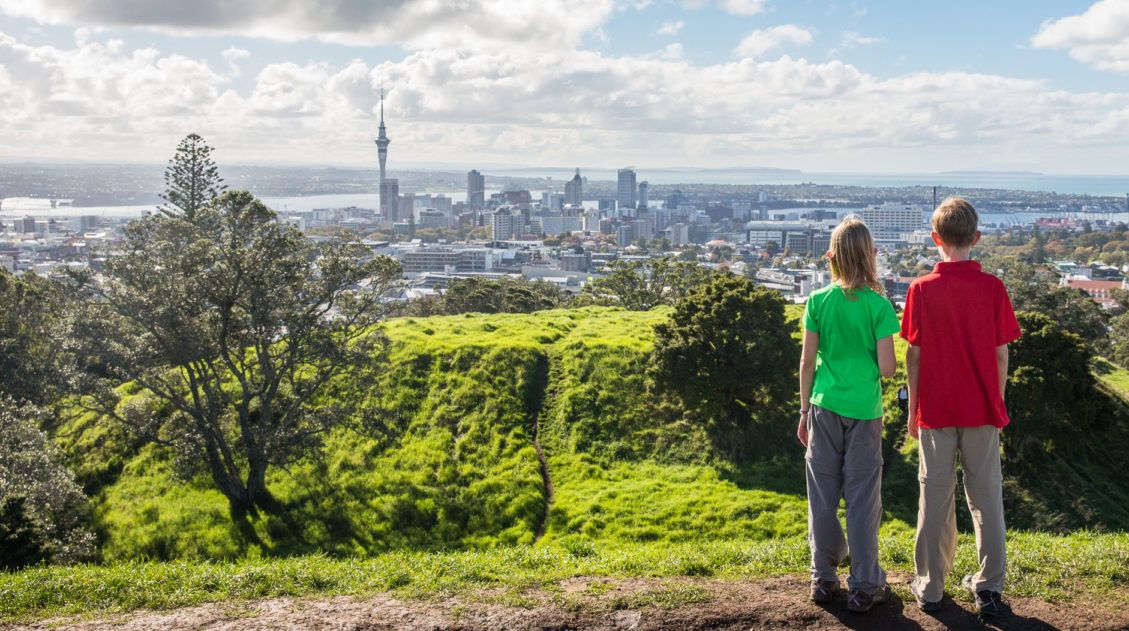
[160,133,226,220]
[71,190,402,517]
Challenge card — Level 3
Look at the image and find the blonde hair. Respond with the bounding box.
[828,215,884,296]
[932,197,979,247]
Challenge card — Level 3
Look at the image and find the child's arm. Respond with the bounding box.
[797,329,819,447]
[905,344,920,439]
[876,336,896,378]
[996,344,1009,403]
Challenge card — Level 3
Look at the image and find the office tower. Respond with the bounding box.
[665,190,684,210]
[565,169,583,206]
[380,178,400,220]
[467,170,485,209]
[669,223,689,247]
[617,168,637,214]
[638,181,649,210]
[858,202,925,238]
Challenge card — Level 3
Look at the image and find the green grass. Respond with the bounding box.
[2,533,1127,623]
[1093,356,1129,400]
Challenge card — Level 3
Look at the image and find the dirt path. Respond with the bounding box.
[9,574,1128,631]
[530,354,554,542]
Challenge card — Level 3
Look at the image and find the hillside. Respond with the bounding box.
[53,306,1129,562]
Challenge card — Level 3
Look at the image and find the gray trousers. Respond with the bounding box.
[805,405,885,592]
[913,425,1006,601]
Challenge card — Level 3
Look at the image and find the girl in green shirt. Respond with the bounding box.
[797,216,899,612]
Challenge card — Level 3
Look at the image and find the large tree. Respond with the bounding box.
[72,190,401,516]
[0,270,68,405]
[649,273,798,454]
[582,257,711,311]
[160,133,226,220]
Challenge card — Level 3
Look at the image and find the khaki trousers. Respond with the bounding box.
[805,405,885,593]
[912,425,1006,602]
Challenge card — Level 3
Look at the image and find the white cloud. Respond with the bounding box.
[0,24,1128,172]
[222,46,250,76]
[735,25,814,58]
[717,0,768,16]
[1032,0,1129,72]
[0,0,617,51]
[841,31,880,48]
[657,20,685,36]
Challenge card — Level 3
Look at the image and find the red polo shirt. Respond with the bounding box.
[900,260,1021,429]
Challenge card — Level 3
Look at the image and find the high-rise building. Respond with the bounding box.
[638,181,649,210]
[669,223,689,247]
[380,179,399,220]
[467,170,485,209]
[665,190,684,210]
[565,169,583,206]
[617,168,637,213]
[491,208,515,242]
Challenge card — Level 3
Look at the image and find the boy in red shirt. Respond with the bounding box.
[901,197,1021,618]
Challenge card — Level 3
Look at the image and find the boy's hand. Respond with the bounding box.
[907,417,919,440]
[796,413,809,448]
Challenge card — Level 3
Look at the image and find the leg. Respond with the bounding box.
[806,405,847,584]
[912,427,959,603]
[958,426,1007,594]
[842,416,885,593]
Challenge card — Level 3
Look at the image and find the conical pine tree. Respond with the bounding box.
[160,133,226,220]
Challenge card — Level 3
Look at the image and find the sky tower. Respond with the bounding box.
[375,86,390,184]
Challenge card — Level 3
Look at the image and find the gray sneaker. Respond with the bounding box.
[910,581,943,613]
[810,579,840,604]
[962,574,1004,617]
[847,585,889,612]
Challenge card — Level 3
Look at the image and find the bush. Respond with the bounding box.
[0,400,94,564]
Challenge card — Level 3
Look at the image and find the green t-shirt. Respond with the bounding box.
[802,284,900,420]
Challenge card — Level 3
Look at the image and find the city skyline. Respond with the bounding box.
[1,1,1129,173]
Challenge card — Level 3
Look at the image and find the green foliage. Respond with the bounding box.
[160,133,226,220]
[1004,311,1100,460]
[0,496,50,570]
[0,399,94,564]
[71,189,402,515]
[1110,312,1129,368]
[650,274,798,456]
[0,270,67,405]
[582,257,711,310]
[402,276,566,316]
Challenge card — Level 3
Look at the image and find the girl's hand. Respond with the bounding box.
[797,412,809,448]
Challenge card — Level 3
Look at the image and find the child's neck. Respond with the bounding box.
[937,246,973,262]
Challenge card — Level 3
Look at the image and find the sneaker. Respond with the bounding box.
[962,574,1004,617]
[846,585,889,612]
[909,581,943,613]
[810,579,840,604]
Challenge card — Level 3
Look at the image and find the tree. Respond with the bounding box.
[160,133,226,220]
[1003,312,1099,460]
[71,190,402,517]
[650,273,799,454]
[582,257,711,311]
[434,277,564,315]
[0,399,94,567]
[1109,312,1129,368]
[0,270,68,405]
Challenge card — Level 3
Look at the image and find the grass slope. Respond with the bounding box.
[51,306,1129,564]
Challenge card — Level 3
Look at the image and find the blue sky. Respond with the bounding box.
[1,1,1127,173]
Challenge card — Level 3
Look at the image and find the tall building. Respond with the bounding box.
[565,169,583,206]
[467,170,485,209]
[380,178,399,221]
[858,203,925,239]
[617,168,637,213]
[491,208,515,242]
[375,86,390,185]
[638,181,649,210]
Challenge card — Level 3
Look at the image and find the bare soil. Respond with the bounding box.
[7,574,1128,631]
